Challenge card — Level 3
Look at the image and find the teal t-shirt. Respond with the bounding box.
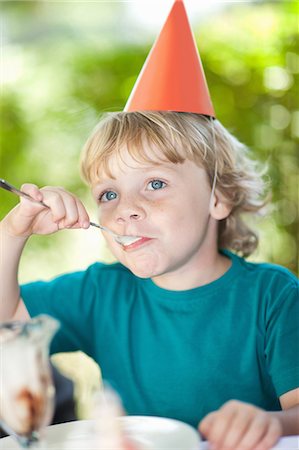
[21,250,299,428]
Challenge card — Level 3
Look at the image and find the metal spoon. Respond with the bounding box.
[0,179,139,246]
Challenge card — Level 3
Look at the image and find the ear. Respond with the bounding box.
[209,190,232,220]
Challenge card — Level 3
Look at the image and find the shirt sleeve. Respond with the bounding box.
[20,265,100,357]
[264,275,299,397]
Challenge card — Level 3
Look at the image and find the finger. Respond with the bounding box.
[40,189,67,223]
[220,408,252,449]
[198,411,217,438]
[58,217,85,230]
[54,191,80,228]
[62,196,80,228]
[54,191,90,229]
[237,412,270,450]
[253,419,282,450]
[20,183,43,202]
[53,188,89,229]
[74,197,90,228]
[204,409,236,448]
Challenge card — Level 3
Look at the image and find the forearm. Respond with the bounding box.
[271,405,299,436]
[0,217,28,320]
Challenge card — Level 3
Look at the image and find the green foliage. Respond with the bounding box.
[69,47,147,112]
[0,1,298,274]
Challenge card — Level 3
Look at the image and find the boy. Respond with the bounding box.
[1,1,298,449]
[1,110,299,449]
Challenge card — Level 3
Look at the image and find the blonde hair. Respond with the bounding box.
[80,111,269,257]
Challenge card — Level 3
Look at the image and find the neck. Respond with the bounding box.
[152,243,232,291]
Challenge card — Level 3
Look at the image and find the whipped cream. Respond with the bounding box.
[119,236,142,246]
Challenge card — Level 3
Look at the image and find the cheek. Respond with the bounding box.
[149,199,180,221]
[104,237,120,256]
[167,201,209,238]
[98,206,110,221]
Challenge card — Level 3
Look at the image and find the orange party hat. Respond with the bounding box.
[124,0,215,117]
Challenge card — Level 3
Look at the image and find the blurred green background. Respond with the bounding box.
[0,0,298,417]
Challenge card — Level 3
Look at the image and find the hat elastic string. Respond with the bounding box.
[209,118,218,210]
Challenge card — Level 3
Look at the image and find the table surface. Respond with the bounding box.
[0,418,298,449]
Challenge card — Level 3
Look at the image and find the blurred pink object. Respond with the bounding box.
[92,385,146,450]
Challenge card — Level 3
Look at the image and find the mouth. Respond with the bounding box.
[122,236,153,250]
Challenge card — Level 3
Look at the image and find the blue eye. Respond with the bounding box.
[100,191,117,202]
[148,180,166,190]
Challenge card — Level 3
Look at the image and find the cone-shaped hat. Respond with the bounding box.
[124,0,215,117]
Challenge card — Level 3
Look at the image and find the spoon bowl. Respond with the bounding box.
[89,222,139,246]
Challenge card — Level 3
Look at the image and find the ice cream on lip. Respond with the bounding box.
[121,236,153,250]
[118,235,142,246]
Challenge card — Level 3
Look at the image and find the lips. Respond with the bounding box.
[122,236,152,250]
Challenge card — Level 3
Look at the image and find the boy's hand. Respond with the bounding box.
[3,184,90,238]
[199,400,282,450]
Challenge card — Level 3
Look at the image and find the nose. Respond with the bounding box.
[115,196,146,224]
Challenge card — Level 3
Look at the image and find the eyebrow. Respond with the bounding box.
[94,162,180,185]
[134,164,179,174]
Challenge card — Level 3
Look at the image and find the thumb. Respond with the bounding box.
[198,411,217,438]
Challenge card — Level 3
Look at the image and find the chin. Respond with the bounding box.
[116,249,167,279]
[124,258,163,279]
[128,265,157,279]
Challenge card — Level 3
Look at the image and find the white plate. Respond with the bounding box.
[1,418,298,450]
[0,416,201,450]
[272,436,299,450]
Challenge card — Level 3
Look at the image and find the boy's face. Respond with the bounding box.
[91,145,218,282]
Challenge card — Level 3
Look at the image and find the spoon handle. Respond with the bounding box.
[0,179,49,207]
[90,221,115,236]
[90,221,103,230]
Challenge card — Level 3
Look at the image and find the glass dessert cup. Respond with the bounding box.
[0,315,59,448]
